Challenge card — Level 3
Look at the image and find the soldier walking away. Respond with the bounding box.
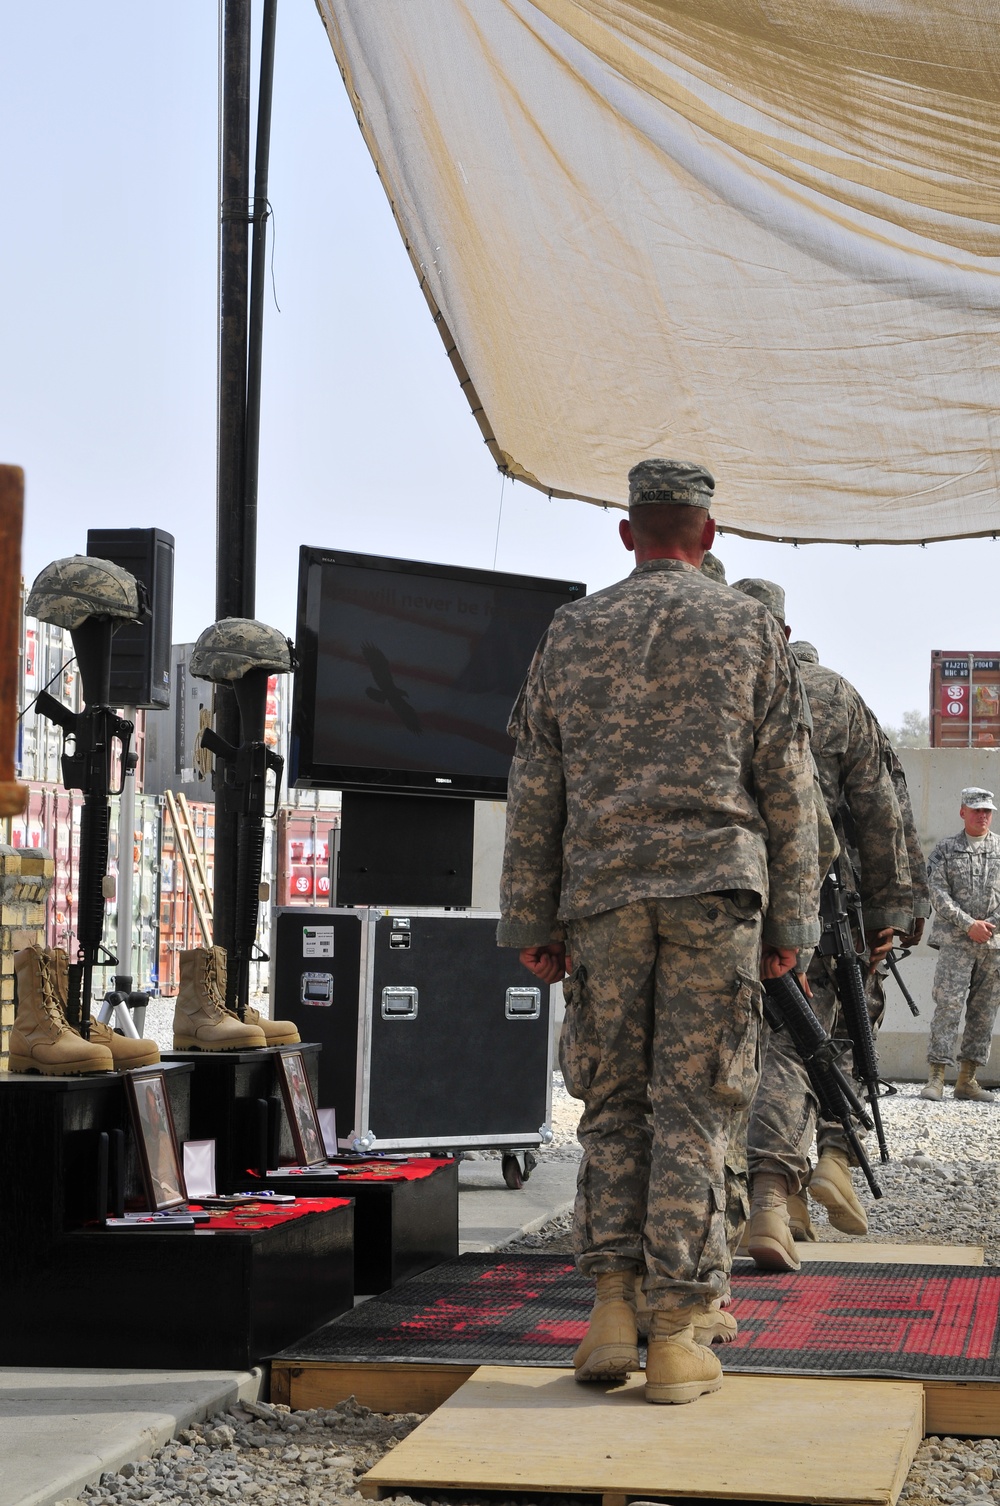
[921,788,1000,1104]
[498,459,820,1405]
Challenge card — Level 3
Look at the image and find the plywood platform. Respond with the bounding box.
[795,1243,984,1265]
[359,1367,924,1506]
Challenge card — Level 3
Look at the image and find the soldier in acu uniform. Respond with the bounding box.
[732,582,914,1268]
[921,788,1000,1103]
[499,461,820,1405]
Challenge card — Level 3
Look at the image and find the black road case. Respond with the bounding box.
[270,907,553,1154]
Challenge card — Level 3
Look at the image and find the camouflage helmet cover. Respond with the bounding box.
[190,617,293,683]
[790,640,819,664]
[731,576,786,626]
[26,555,142,630]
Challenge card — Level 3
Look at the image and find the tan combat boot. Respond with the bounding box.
[172,947,267,1050]
[920,1063,946,1101]
[747,1172,801,1271]
[809,1147,868,1235]
[634,1277,737,1345]
[954,1060,996,1104]
[573,1271,640,1382]
[8,946,114,1075]
[788,1192,818,1242]
[46,948,160,1070]
[644,1306,724,1405]
[203,951,299,1045]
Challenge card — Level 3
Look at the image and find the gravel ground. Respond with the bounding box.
[58,1077,1000,1506]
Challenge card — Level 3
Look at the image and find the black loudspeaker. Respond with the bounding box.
[86,528,174,709]
[337,790,475,907]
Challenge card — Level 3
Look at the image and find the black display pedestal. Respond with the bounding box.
[237,1159,459,1294]
[0,1067,354,1368]
[161,1043,322,1191]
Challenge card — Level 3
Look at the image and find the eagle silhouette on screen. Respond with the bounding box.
[361,641,423,735]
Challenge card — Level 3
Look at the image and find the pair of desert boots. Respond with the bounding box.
[573,1271,726,1405]
[172,946,299,1050]
[9,945,160,1075]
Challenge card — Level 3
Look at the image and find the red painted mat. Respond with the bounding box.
[274,1253,1000,1382]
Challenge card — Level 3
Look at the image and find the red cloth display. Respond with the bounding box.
[189,1197,350,1231]
[246,1157,451,1183]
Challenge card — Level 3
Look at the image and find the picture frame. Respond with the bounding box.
[124,1068,188,1211]
[276,1049,328,1167]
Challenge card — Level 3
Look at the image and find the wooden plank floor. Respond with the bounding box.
[358,1367,924,1506]
[794,1243,984,1265]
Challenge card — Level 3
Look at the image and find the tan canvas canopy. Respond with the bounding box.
[316,0,1000,543]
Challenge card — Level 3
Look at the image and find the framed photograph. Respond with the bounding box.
[125,1069,188,1211]
[276,1049,327,1167]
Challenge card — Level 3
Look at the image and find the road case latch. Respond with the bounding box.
[382,985,418,1020]
[505,986,541,1020]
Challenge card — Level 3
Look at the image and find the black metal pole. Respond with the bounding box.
[243,0,278,602]
[214,0,252,970]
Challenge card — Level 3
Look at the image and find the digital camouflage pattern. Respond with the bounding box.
[926,830,1000,949]
[885,744,931,918]
[627,458,714,508]
[499,559,821,950]
[789,640,819,664]
[928,942,1000,1065]
[732,577,786,624]
[26,556,142,629]
[794,652,912,932]
[190,618,293,683]
[700,551,727,583]
[561,894,763,1306]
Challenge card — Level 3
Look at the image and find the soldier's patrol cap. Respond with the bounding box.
[790,640,819,664]
[26,555,144,630]
[732,577,786,626]
[700,551,726,584]
[627,459,715,509]
[960,787,996,810]
[190,618,294,684]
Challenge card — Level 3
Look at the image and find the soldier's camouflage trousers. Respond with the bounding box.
[749,961,887,1186]
[561,893,763,1309]
[928,941,1000,1067]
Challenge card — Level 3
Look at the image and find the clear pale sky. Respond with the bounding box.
[2,3,997,733]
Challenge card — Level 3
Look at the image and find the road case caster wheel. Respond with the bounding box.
[502,1152,524,1189]
[522,1150,538,1181]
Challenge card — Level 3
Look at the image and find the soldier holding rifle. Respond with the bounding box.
[499,460,819,1406]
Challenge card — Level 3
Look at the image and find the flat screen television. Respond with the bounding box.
[290,547,586,798]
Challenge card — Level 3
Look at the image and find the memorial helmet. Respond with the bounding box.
[26,556,143,629]
[190,617,294,684]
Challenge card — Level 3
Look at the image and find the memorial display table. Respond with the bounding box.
[239,1157,459,1293]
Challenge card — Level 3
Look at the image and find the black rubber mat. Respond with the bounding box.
[275,1252,1000,1382]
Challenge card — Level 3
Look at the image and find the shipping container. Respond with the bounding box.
[929,651,1000,747]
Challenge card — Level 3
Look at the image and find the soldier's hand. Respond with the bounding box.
[968,920,996,944]
[760,945,798,979]
[519,943,568,984]
[897,916,925,949]
[865,926,894,972]
[795,969,813,999]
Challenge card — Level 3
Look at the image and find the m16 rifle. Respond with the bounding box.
[818,856,891,1163]
[763,971,882,1199]
[190,619,293,1019]
[25,557,147,1037]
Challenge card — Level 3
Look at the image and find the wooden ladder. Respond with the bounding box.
[164,790,213,946]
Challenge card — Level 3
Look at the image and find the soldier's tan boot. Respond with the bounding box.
[788,1192,819,1242]
[634,1277,737,1345]
[45,948,161,1070]
[747,1172,800,1271]
[920,1063,946,1101]
[644,1306,724,1405]
[172,947,267,1050]
[8,946,114,1075]
[573,1271,640,1382]
[809,1147,868,1235]
[243,1005,300,1046]
[954,1060,996,1104]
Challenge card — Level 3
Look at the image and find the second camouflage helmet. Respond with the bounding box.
[190,618,294,683]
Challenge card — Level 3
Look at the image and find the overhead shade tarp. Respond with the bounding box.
[315,0,1000,543]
